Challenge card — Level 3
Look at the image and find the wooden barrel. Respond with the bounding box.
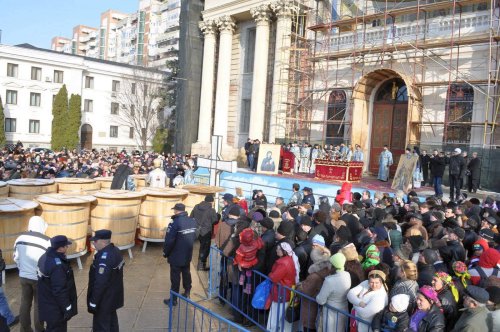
[0,182,8,198]
[56,178,100,195]
[138,188,189,241]
[133,174,148,191]
[90,190,145,250]
[180,184,225,214]
[0,198,39,266]
[8,179,57,200]
[94,177,113,190]
[35,194,96,258]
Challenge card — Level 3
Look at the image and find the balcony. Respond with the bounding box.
[316,12,496,59]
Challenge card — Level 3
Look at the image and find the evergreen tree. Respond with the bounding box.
[0,96,6,147]
[152,128,168,153]
[67,94,82,149]
[51,85,68,150]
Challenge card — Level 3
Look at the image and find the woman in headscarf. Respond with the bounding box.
[432,272,458,331]
[451,261,471,308]
[347,270,389,332]
[266,242,297,332]
[409,286,445,332]
[316,252,352,331]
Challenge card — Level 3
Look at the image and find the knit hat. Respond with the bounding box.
[223,193,234,202]
[479,248,500,269]
[269,209,281,219]
[372,226,388,241]
[465,285,489,304]
[228,205,241,217]
[391,294,410,313]
[341,243,359,261]
[204,194,214,203]
[252,211,264,222]
[260,217,274,230]
[419,285,440,306]
[329,252,346,271]
[312,234,326,247]
[277,221,294,238]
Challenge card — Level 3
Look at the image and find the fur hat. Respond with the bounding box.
[341,243,359,261]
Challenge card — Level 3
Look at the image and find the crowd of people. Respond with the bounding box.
[212,182,500,331]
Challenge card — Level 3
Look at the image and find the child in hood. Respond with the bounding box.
[234,228,264,294]
[372,294,410,332]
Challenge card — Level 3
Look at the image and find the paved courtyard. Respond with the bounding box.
[3,242,221,332]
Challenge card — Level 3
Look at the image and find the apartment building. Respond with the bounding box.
[0,44,164,150]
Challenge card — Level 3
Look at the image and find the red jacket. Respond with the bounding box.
[268,256,296,302]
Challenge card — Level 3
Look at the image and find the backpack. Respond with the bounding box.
[475,266,500,288]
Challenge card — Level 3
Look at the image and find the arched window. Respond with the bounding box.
[325,90,346,145]
[445,84,474,143]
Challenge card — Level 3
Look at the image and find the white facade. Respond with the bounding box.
[0,44,164,150]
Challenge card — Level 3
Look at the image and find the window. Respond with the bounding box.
[30,93,41,107]
[31,67,42,81]
[5,118,16,132]
[85,76,94,89]
[244,28,256,73]
[131,83,136,94]
[131,105,135,117]
[7,63,18,77]
[6,90,17,105]
[325,90,347,145]
[110,126,118,138]
[111,102,119,115]
[445,84,474,144]
[129,127,134,138]
[239,99,251,132]
[112,80,120,92]
[29,120,40,133]
[84,99,93,112]
[53,70,64,83]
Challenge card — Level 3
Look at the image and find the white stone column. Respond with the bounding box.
[269,0,295,143]
[213,16,236,145]
[196,20,217,145]
[248,5,272,142]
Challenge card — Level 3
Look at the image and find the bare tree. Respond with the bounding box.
[117,68,166,151]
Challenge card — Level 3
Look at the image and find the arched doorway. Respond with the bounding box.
[80,124,93,150]
[369,78,408,175]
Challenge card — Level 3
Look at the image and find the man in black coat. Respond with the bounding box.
[190,195,219,271]
[87,230,124,332]
[420,150,431,186]
[467,151,481,193]
[447,148,466,201]
[37,235,77,332]
[163,203,197,306]
[429,150,446,198]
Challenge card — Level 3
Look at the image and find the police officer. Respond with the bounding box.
[163,203,197,306]
[37,235,77,332]
[87,229,124,332]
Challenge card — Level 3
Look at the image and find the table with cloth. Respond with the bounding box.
[314,159,363,182]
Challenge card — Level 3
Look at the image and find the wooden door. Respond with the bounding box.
[369,103,408,176]
[80,124,93,150]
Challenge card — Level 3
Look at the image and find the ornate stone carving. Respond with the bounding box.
[199,19,217,36]
[215,16,236,33]
[251,4,272,23]
[270,0,298,17]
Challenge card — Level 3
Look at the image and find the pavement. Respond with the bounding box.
[3,241,233,332]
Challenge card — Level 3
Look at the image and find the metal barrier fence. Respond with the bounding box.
[168,291,250,331]
[208,245,371,332]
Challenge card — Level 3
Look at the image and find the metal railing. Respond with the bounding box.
[208,245,371,332]
[168,291,250,331]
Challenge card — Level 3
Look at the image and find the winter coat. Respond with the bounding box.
[316,270,352,331]
[430,156,446,177]
[297,259,331,329]
[415,305,445,332]
[302,193,316,209]
[268,255,296,302]
[451,306,489,332]
[294,239,313,281]
[190,201,218,236]
[372,308,410,332]
[389,279,419,314]
[347,280,389,332]
[437,288,458,331]
[448,155,466,177]
[215,217,238,251]
[163,212,197,267]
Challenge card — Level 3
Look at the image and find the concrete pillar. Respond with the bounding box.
[196,19,217,145]
[248,5,272,141]
[212,16,236,145]
[269,0,295,143]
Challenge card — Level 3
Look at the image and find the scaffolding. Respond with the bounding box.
[277,0,500,149]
